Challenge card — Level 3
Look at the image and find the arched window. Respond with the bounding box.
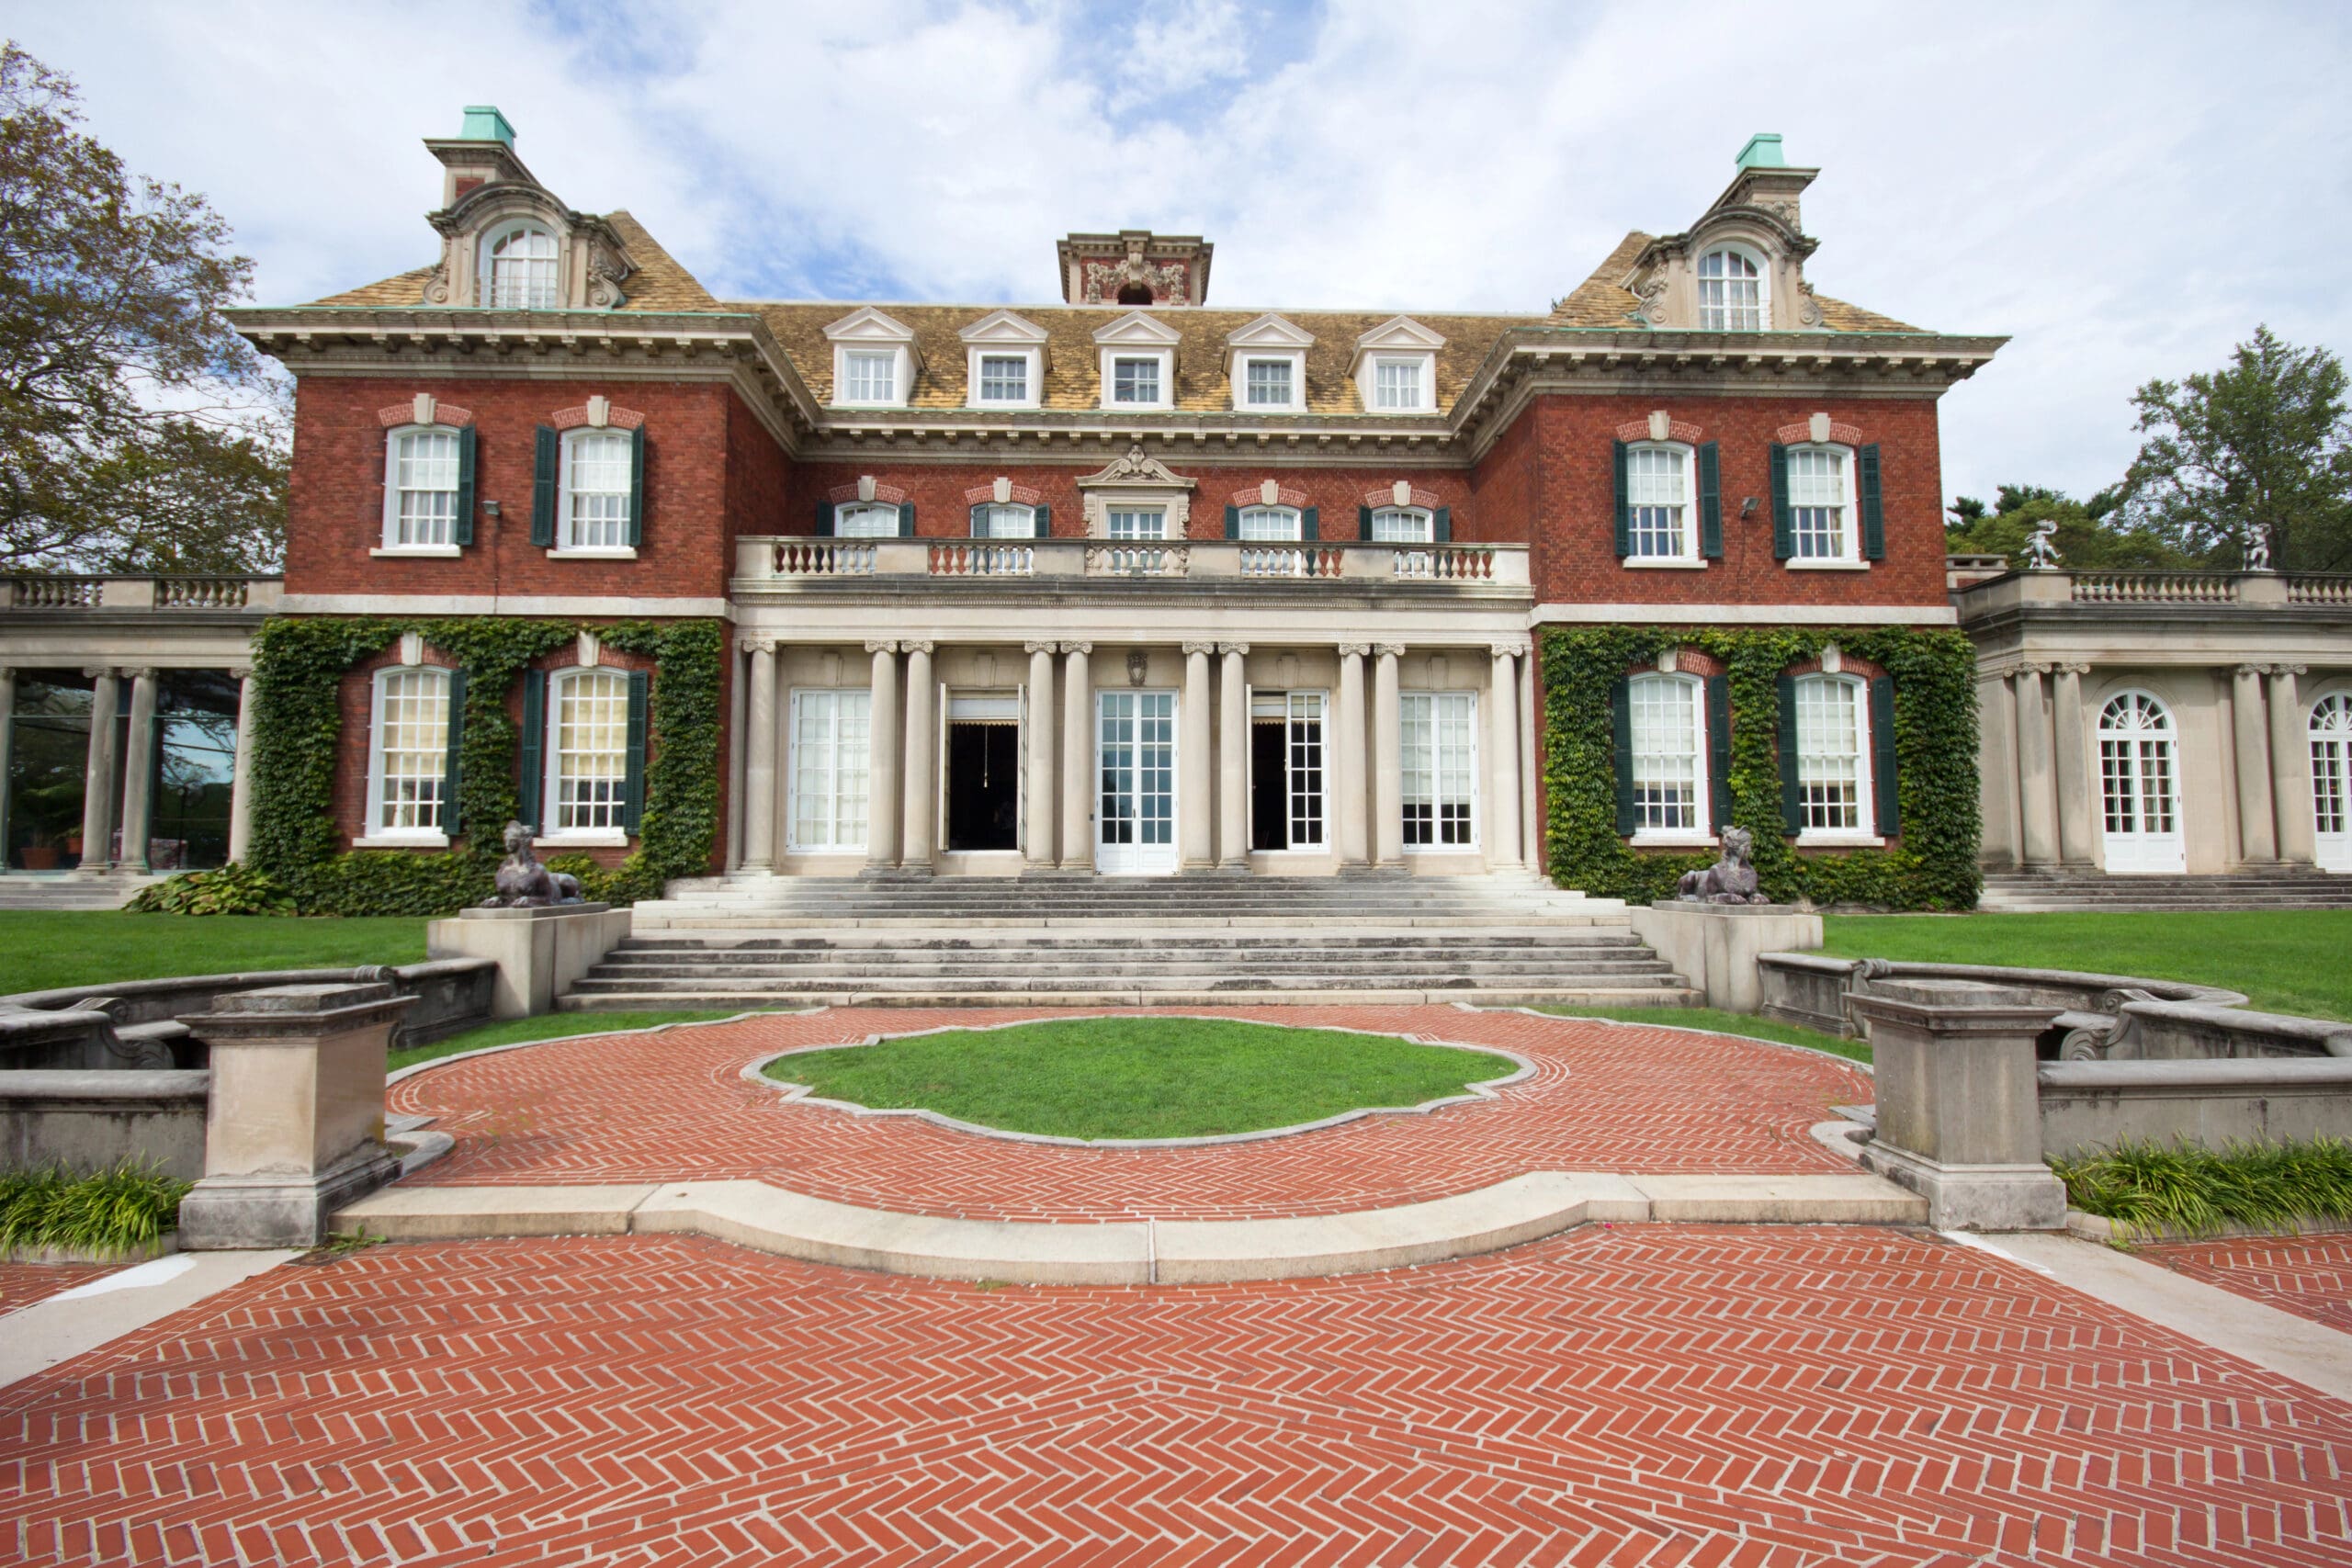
[1785,445,1856,561]
[1628,673,1708,835]
[1624,443,1695,560]
[834,502,901,539]
[2312,692,2352,871]
[366,667,452,840]
[973,503,1037,539]
[383,426,460,548]
[560,429,634,551]
[545,668,630,835]
[1236,505,1301,542]
[1368,506,1432,544]
[481,223,560,309]
[1697,247,1763,332]
[1793,674,1871,834]
[2098,691,2183,873]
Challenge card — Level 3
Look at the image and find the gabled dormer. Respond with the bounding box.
[422,107,638,310]
[1226,314,1314,414]
[1350,317,1444,414]
[1623,133,1827,333]
[824,307,922,408]
[1092,310,1183,412]
[959,310,1050,411]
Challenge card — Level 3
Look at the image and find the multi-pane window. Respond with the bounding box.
[562,431,633,549]
[485,225,560,309]
[977,355,1027,402]
[1373,358,1423,410]
[1113,355,1161,404]
[2311,694,2351,842]
[1626,445,1691,558]
[1630,674,1703,833]
[835,502,900,538]
[2099,692,2177,835]
[1245,358,1294,407]
[1787,446,1850,560]
[977,503,1036,538]
[1400,691,1477,847]
[1697,248,1762,332]
[389,429,459,547]
[842,350,897,403]
[1794,675,1867,833]
[1370,507,1432,543]
[1237,506,1300,541]
[791,689,871,850]
[1285,691,1325,847]
[370,669,449,835]
[1106,508,1165,540]
[548,670,628,833]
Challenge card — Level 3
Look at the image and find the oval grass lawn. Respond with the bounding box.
[762,1017,1518,1141]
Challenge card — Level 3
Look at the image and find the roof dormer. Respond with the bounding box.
[825,308,922,408]
[421,107,637,310]
[1226,314,1314,414]
[960,310,1050,411]
[1093,310,1183,412]
[1623,133,1826,333]
[1350,317,1444,414]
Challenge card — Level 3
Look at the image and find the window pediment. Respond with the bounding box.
[958,309,1050,345]
[426,188,636,310]
[1226,313,1316,350]
[1091,310,1184,347]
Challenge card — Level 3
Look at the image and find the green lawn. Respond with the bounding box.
[1822,910,2352,1022]
[389,1010,745,1072]
[763,1017,1517,1141]
[1535,1006,1870,1064]
[0,912,428,998]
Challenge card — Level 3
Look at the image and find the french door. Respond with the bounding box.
[1096,689,1177,874]
[2098,691,2184,874]
[2313,693,2352,873]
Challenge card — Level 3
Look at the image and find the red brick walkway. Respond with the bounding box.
[2143,1232,2352,1336]
[0,1263,111,1318]
[6,1226,2346,1567]
[392,1007,1870,1221]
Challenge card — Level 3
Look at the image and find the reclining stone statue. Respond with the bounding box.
[479,820,584,908]
[1674,825,1773,906]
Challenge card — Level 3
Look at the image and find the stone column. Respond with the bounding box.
[901,642,937,872]
[1487,642,1526,869]
[1518,649,1542,872]
[118,669,159,874]
[1059,642,1092,869]
[79,667,119,873]
[1217,643,1249,869]
[2049,663,2095,867]
[226,669,257,866]
[1373,645,1404,867]
[2012,666,2058,868]
[1025,640,1058,869]
[741,641,778,872]
[1180,642,1215,870]
[2269,665,2316,865]
[2232,663,2277,863]
[864,640,900,870]
[1336,644,1370,868]
[1982,674,2022,869]
[724,644,747,872]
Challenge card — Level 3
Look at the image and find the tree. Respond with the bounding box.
[0,41,285,573]
[1946,481,2189,570]
[2124,325,2352,572]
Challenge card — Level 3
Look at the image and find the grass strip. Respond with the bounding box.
[0,1161,191,1257]
[0,912,428,998]
[390,1010,747,1072]
[2052,1138,2352,1238]
[1532,1005,1871,1064]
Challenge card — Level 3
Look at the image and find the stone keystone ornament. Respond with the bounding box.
[481,820,584,908]
[1675,825,1772,905]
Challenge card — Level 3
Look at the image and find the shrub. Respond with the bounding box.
[125,862,296,916]
[0,1160,192,1257]
[2052,1137,2352,1238]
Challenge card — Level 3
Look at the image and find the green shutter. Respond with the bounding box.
[1612,439,1630,558]
[1770,443,1792,560]
[1611,675,1635,836]
[897,502,916,538]
[1871,674,1900,835]
[627,424,646,547]
[530,426,558,547]
[1224,504,1239,539]
[1697,441,1722,559]
[1859,442,1885,560]
[814,500,835,536]
[454,426,477,547]
[440,669,467,837]
[622,670,650,834]
[1432,505,1452,543]
[1776,672,1802,832]
[1358,505,1374,541]
[969,503,988,536]
[518,668,546,834]
[1033,502,1050,536]
[1301,505,1318,542]
[1705,673,1732,834]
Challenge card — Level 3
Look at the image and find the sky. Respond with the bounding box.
[11,0,2350,508]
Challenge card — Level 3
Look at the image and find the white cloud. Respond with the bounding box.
[13,0,2348,503]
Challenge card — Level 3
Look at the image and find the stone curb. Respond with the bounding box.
[1464,1001,1877,1075]
[383,1009,811,1087]
[2063,1208,2352,1247]
[334,1169,1928,1286]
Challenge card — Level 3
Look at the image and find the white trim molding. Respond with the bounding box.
[824,307,921,409]
[959,310,1049,411]
[1092,310,1182,412]
[1351,316,1444,414]
[1226,313,1314,414]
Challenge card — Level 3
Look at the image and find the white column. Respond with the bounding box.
[117,669,158,874]
[2051,663,2094,867]
[901,641,937,871]
[865,640,900,870]
[1025,640,1058,869]
[1217,643,1249,869]
[1373,644,1404,866]
[2013,666,2058,868]
[1487,642,1526,869]
[1059,642,1092,869]
[80,667,119,872]
[741,641,777,872]
[1336,644,1369,868]
[1518,648,1541,874]
[1181,642,1215,870]
[2232,663,2277,863]
[226,669,257,865]
[2269,666,2315,866]
[724,644,748,872]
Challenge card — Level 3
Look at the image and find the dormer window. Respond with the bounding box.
[1373,359,1422,410]
[977,355,1028,402]
[1113,356,1161,405]
[481,222,560,309]
[1092,310,1182,412]
[959,310,1048,411]
[1224,314,1314,414]
[1245,359,1294,407]
[824,308,920,410]
[842,350,898,404]
[1698,247,1764,332]
[1350,317,1443,414]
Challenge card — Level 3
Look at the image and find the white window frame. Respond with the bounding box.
[478,221,560,310]
[1399,690,1480,852]
[1369,506,1433,544]
[969,350,1037,409]
[1783,443,1861,569]
[1250,688,1330,852]
[788,687,872,852]
[1697,243,1768,333]
[360,665,452,847]
[1628,672,1712,845]
[1793,672,1879,845]
[1105,506,1168,541]
[959,311,1049,411]
[539,666,632,846]
[975,502,1039,539]
[2311,690,2352,871]
[1236,505,1301,542]
[1102,350,1171,411]
[834,502,901,539]
[1369,355,1433,413]
[839,349,899,407]
[825,309,920,410]
[1238,353,1304,412]
[554,427,636,558]
[377,425,462,557]
[1623,442,1700,566]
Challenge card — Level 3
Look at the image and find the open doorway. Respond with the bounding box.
[1250,690,1326,852]
[945,693,1020,852]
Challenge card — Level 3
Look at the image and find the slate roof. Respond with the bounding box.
[1547,231,1919,333]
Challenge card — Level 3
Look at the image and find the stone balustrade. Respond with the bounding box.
[2,575,284,613]
[742,536,1529,589]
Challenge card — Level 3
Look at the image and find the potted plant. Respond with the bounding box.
[19,831,59,871]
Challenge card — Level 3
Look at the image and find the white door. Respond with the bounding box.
[2313,693,2352,873]
[2098,691,2185,874]
[1096,689,1178,874]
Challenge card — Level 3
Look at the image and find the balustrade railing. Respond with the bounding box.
[1392,547,1497,581]
[9,577,104,608]
[155,577,252,609]
[929,542,1034,577]
[1085,543,1191,577]
[1237,546,1346,579]
[2286,575,2352,606]
[775,540,876,576]
[4,575,278,612]
[2070,572,2237,604]
[739,536,1527,588]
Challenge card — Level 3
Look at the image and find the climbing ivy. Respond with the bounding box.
[1539,625,1980,910]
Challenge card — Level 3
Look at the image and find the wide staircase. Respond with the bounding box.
[1979,867,2352,912]
[571,873,1699,1010]
[0,874,160,911]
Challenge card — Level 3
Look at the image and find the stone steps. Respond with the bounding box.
[1979,871,2352,913]
[0,875,157,911]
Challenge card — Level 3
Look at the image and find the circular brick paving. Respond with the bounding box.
[392,1006,1871,1221]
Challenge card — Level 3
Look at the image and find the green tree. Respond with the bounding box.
[1946,482,2189,570]
[0,41,285,572]
[2124,325,2352,571]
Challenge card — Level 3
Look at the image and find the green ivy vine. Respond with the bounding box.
[1539,625,1981,910]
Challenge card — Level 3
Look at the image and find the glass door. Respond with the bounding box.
[1096,689,1177,874]
[2098,691,2184,874]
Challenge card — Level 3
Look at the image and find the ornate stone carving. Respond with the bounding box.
[1373,643,1405,659]
[2023,519,2063,570]
[1077,444,1193,490]
[865,639,899,656]
[1216,642,1250,657]
[1023,640,1058,656]
[1796,280,1825,330]
[1634,275,1670,328]
[1059,641,1094,656]
[737,637,776,655]
[1674,826,1771,906]
[480,822,584,908]
[2245,531,2274,572]
[1182,641,1217,657]
[1335,643,1372,659]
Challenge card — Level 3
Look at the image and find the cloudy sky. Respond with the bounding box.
[13,0,2348,506]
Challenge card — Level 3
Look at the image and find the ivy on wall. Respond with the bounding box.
[1539,625,1981,910]
[244,615,722,916]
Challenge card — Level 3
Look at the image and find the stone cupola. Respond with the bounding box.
[1057,230,1214,307]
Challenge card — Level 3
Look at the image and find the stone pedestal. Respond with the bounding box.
[176,982,412,1249]
[1852,979,2067,1231]
[1628,902,1823,1012]
[426,903,628,1019]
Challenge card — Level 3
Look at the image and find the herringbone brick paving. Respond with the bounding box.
[2143,1233,2352,1336]
[390,1007,1871,1220]
[5,1225,2347,1566]
[0,1263,111,1316]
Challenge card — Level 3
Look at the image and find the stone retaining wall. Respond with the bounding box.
[0,1068,209,1178]
[2039,1058,2352,1157]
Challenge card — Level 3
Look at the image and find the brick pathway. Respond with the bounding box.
[391,1007,1870,1221]
[0,1263,113,1317]
[6,1226,2346,1566]
[2143,1232,2352,1336]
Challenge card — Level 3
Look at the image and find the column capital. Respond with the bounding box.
[2017,662,2053,679]
[1182,640,1216,657]
[2052,661,2090,677]
[902,639,936,656]
[864,639,900,656]
[1336,642,1371,658]
[1216,641,1250,657]
[1488,640,1532,660]
[1057,640,1092,656]
[228,666,254,681]
[2235,662,2272,679]
[1023,639,1057,655]
[737,637,776,654]
[80,666,119,681]
[126,667,157,682]
[1374,642,1405,659]
[2271,663,2308,679]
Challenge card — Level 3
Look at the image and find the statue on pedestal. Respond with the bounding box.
[479,820,584,908]
[1675,825,1772,906]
